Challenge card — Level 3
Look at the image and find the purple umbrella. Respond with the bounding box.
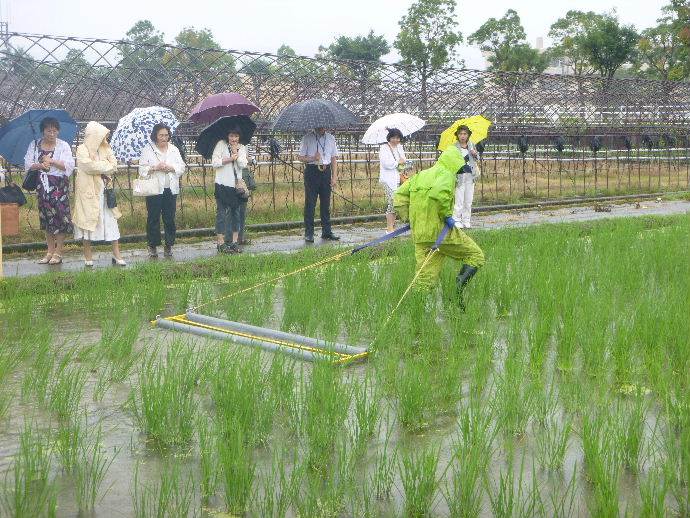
[189,92,260,124]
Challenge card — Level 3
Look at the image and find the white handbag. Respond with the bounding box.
[132,176,160,197]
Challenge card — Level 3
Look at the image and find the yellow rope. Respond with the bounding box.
[191,249,352,312]
[368,248,438,349]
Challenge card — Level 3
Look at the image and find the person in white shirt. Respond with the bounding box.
[212,128,248,254]
[23,117,75,265]
[452,125,480,229]
[379,128,407,233]
[138,123,186,258]
[297,127,339,242]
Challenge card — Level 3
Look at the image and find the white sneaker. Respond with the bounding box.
[84,260,94,267]
[111,257,127,266]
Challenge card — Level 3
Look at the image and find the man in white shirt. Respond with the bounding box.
[298,127,339,242]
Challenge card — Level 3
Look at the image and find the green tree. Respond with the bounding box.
[468,9,547,73]
[547,10,607,76]
[117,20,167,94]
[579,16,638,78]
[320,31,390,111]
[240,56,273,104]
[394,0,462,116]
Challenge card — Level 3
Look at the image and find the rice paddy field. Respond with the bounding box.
[0,212,689,517]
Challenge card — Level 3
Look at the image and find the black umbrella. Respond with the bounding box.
[195,116,256,159]
[271,99,360,132]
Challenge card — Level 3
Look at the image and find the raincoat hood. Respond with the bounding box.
[82,121,110,157]
[393,146,467,244]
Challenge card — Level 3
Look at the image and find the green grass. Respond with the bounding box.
[0,211,689,515]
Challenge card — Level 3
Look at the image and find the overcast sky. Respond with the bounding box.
[3,0,668,69]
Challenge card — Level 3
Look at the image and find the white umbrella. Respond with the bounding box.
[361,113,426,145]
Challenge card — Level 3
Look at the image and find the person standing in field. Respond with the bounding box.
[394,144,484,310]
[298,127,339,243]
[379,128,407,233]
[452,125,480,229]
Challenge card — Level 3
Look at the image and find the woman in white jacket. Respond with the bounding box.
[212,128,247,254]
[379,128,407,233]
[138,123,186,258]
[73,121,126,266]
[453,125,480,229]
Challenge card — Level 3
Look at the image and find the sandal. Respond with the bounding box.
[37,253,53,264]
[48,254,63,265]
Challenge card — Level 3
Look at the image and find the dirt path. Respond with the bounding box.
[3,199,688,278]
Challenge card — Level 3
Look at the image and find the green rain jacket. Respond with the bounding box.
[393,145,466,244]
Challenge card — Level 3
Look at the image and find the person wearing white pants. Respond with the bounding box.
[452,125,480,229]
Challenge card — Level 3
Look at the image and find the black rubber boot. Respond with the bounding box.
[456,264,478,311]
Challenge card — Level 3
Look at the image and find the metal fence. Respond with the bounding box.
[1,31,689,243]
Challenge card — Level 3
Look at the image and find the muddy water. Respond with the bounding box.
[0,270,679,517]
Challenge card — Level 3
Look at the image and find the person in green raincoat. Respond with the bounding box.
[393,145,484,308]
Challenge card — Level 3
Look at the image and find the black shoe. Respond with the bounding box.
[305,235,314,243]
[219,243,240,254]
[322,234,340,241]
[238,238,252,245]
[163,245,173,258]
[456,264,478,311]
[148,246,158,259]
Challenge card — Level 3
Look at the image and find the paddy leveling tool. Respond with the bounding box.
[154,224,448,364]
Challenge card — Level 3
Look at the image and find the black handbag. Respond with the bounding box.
[0,183,28,206]
[22,169,39,191]
[104,187,117,208]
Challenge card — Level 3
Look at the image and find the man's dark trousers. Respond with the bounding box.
[303,164,333,238]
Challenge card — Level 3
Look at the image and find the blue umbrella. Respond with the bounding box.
[0,109,77,167]
[110,106,179,162]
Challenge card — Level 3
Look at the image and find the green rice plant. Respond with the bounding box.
[218,420,256,515]
[400,445,440,517]
[639,469,668,518]
[487,458,545,518]
[581,414,621,517]
[54,418,85,473]
[99,315,142,381]
[302,361,352,472]
[352,375,380,454]
[397,358,432,431]
[267,353,297,416]
[74,426,115,513]
[614,397,647,473]
[253,450,303,518]
[535,412,571,470]
[371,431,397,500]
[20,337,54,405]
[1,422,56,518]
[212,350,274,447]
[48,355,87,421]
[548,464,579,517]
[130,342,199,449]
[132,461,194,518]
[197,415,218,502]
[493,353,535,437]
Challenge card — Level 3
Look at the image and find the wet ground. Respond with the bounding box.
[3,199,688,278]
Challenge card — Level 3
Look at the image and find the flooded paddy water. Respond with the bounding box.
[0,210,689,516]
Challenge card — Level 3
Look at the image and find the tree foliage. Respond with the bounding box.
[469,9,547,74]
[394,0,462,115]
[579,16,638,78]
[547,10,607,76]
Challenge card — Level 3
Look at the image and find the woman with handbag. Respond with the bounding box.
[379,128,407,233]
[212,128,248,254]
[137,123,186,258]
[23,117,75,265]
[73,121,126,267]
[452,125,480,229]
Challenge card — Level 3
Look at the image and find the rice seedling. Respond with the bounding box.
[352,375,380,454]
[397,358,433,431]
[48,354,87,421]
[400,445,440,517]
[548,465,579,517]
[20,336,55,405]
[253,450,302,518]
[218,419,256,515]
[371,430,397,500]
[130,341,199,449]
[535,412,571,471]
[74,426,115,513]
[487,458,545,518]
[54,418,85,474]
[581,413,622,517]
[132,461,194,518]
[212,350,274,447]
[1,422,56,518]
[197,415,218,502]
[639,469,668,518]
[614,396,647,473]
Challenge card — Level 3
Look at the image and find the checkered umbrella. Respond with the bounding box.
[271,99,360,132]
[111,106,179,162]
